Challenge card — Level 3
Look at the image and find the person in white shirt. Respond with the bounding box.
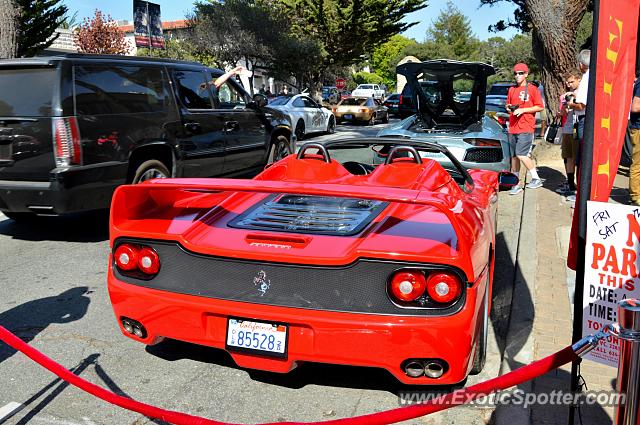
[556,69,581,196]
[567,50,590,151]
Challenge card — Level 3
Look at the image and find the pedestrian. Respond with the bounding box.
[567,50,590,157]
[555,69,581,197]
[628,71,640,206]
[565,49,590,203]
[506,62,545,195]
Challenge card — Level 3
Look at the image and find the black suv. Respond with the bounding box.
[0,54,293,220]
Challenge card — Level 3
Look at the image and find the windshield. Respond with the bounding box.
[0,67,57,117]
[339,98,367,106]
[269,96,291,106]
[358,85,374,90]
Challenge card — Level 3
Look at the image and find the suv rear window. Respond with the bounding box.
[488,83,511,96]
[0,67,56,117]
[74,65,168,115]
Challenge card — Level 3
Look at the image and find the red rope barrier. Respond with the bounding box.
[0,325,578,425]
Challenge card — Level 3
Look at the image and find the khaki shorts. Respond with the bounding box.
[560,133,578,159]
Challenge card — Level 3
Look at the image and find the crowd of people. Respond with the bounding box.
[505,50,592,207]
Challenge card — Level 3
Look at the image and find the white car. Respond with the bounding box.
[351,84,385,100]
[268,94,336,140]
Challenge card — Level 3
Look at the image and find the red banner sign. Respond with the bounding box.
[590,0,640,201]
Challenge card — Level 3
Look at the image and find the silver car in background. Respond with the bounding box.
[377,60,511,172]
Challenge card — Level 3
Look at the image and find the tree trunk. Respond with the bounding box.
[0,0,20,58]
[527,0,589,119]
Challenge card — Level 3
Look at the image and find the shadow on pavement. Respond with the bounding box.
[146,338,463,395]
[0,209,109,242]
[0,287,91,365]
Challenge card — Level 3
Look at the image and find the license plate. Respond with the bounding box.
[226,318,288,358]
[344,114,353,120]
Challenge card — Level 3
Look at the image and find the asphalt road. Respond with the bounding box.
[0,119,525,425]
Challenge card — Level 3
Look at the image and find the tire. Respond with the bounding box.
[470,272,490,374]
[382,112,389,124]
[132,159,171,184]
[267,135,292,164]
[295,120,305,141]
[368,114,376,126]
[326,116,336,134]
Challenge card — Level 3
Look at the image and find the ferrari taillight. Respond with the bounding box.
[359,108,367,113]
[426,272,462,304]
[389,271,426,302]
[114,244,139,271]
[138,247,160,274]
[114,243,160,276]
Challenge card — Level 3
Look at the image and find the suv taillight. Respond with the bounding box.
[53,117,82,166]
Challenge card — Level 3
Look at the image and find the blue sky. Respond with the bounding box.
[62,0,519,41]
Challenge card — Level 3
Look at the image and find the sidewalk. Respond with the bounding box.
[526,142,619,424]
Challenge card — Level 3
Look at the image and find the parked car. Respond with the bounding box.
[267,94,335,140]
[332,96,389,125]
[383,93,401,116]
[488,81,512,97]
[377,59,510,172]
[351,84,385,100]
[107,137,518,384]
[321,86,340,104]
[485,95,509,128]
[0,54,293,221]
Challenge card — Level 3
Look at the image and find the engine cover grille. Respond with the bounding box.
[228,194,388,236]
[464,148,503,163]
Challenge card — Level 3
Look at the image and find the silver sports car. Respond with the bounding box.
[377,60,511,172]
[268,94,336,141]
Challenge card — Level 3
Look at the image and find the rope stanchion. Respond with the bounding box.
[0,325,602,425]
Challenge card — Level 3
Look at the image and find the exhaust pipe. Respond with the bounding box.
[120,317,147,339]
[404,361,425,378]
[424,360,445,378]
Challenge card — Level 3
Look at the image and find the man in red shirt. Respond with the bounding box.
[506,63,545,194]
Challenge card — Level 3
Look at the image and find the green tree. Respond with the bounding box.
[371,35,415,91]
[0,0,67,58]
[276,0,426,94]
[420,1,480,61]
[352,71,384,86]
[137,38,216,67]
[480,0,590,114]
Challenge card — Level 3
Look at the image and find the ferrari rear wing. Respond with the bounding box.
[109,178,465,242]
[114,177,455,208]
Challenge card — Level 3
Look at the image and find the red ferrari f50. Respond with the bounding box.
[107,139,516,385]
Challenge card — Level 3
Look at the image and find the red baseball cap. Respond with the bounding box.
[513,63,529,73]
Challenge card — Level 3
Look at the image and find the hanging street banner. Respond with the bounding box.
[590,0,640,202]
[567,0,640,271]
[133,0,150,47]
[583,201,640,366]
[133,0,164,49]
[148,2,165,49]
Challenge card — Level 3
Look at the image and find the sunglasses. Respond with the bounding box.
[514,71,526,76]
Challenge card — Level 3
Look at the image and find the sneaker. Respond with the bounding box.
[566,194,576,202]
[555,183,571,194]
[509,185,523,195]
[526,178,543,189]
